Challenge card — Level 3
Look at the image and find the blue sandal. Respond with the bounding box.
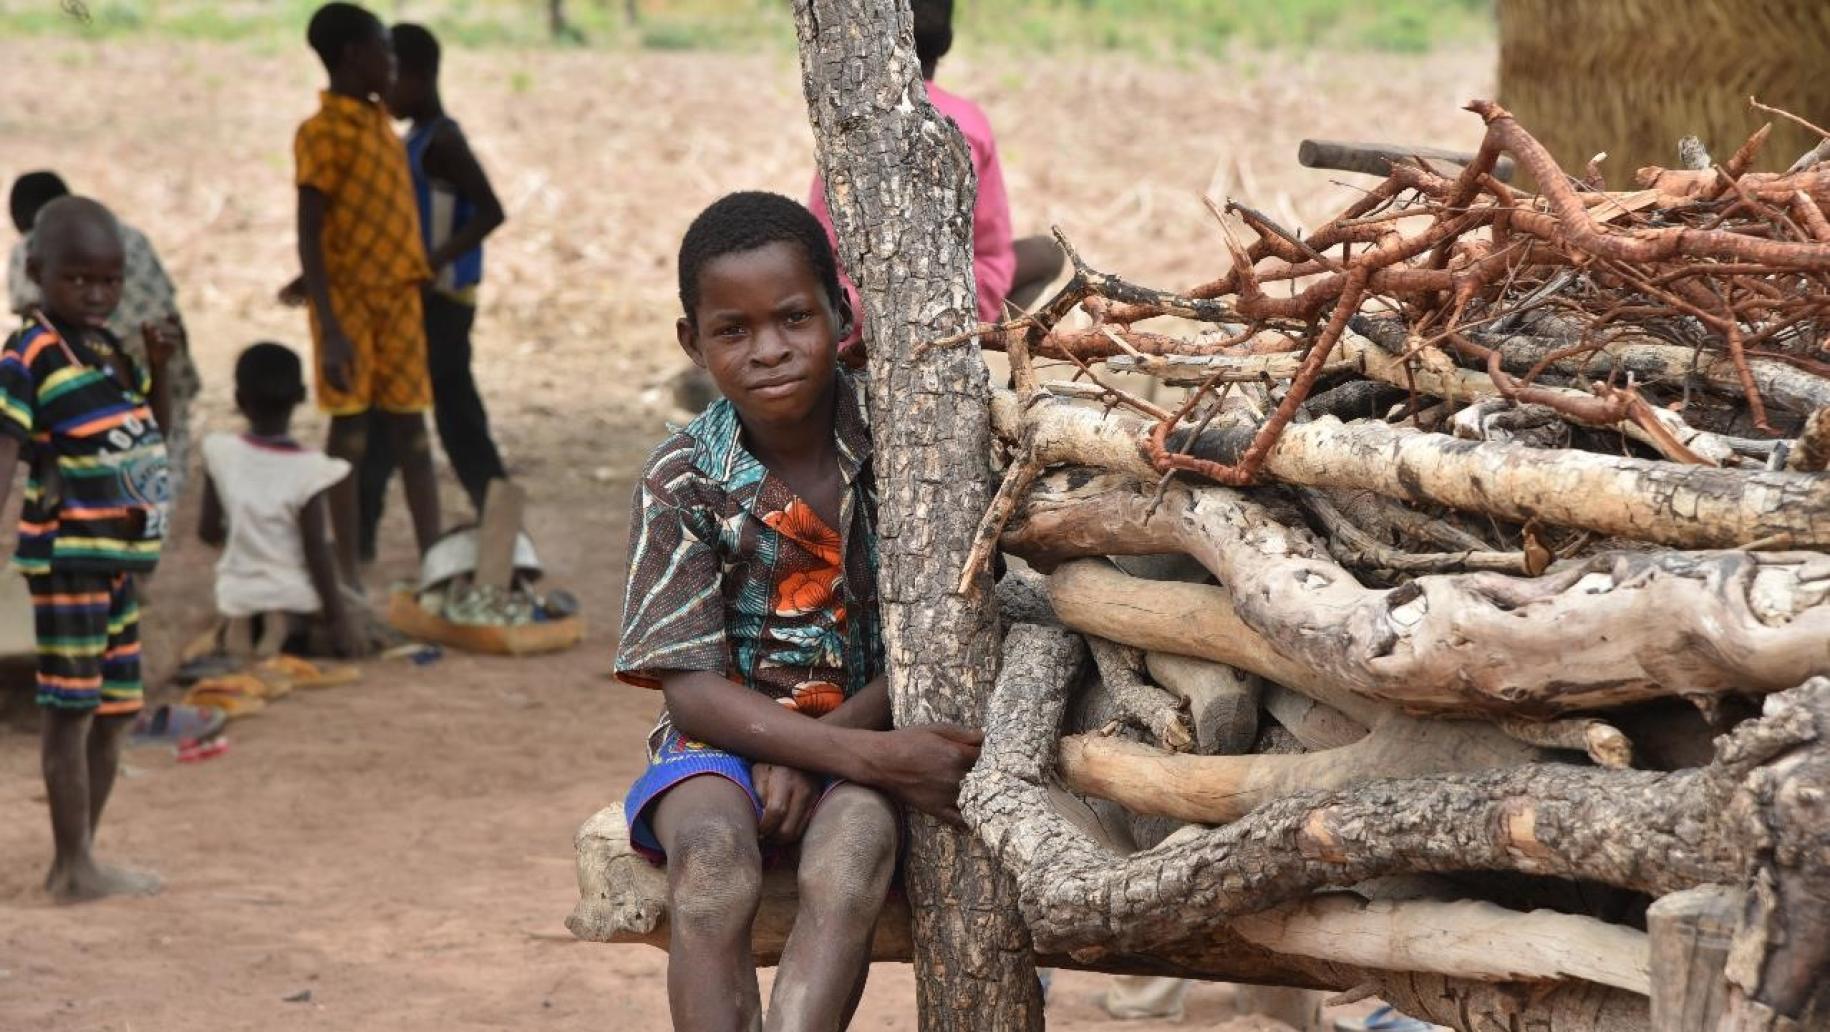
[129,703,227,747]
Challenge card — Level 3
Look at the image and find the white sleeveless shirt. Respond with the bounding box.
[201,433,351,617]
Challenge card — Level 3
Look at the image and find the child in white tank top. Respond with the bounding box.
[198,343,366,656]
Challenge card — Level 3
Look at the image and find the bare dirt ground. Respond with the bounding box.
[0,38,1491,1031]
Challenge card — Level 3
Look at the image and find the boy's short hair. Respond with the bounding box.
[235,342,307,412]
[677,192,843,323]
[9,170,70,234]
[392,22,439,78]
[912,0,953,74]
[308,2,381,73]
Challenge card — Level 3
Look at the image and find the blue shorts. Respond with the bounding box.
[624,723,769,861]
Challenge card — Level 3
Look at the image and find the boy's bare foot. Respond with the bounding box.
[45,858,162,903]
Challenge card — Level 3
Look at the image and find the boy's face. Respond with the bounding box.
[678,241,842,429]
[349,20,395,98]
[386,70,428,119]
[26,224,124,331]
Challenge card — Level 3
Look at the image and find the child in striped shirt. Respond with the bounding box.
[0,196,176,902]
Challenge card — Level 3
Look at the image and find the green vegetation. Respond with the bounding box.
[0,0,1492,56]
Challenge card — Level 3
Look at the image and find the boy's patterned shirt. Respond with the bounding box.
[616,372,883,717]
[0,315,168,574]
[294,91,430,292]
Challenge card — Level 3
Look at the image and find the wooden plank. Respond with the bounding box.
[1648,884,1741,1031]
[473,479,526,593]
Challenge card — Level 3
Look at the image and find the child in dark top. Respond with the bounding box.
[614,192,981,1030]
[356,21,509,560]
[199,343,365,659]
[286,2,441,584]
[0,197,176,901]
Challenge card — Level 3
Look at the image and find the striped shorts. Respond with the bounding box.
[28,571,143,715]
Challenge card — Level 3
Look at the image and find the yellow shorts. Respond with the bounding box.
[309,284,431,416]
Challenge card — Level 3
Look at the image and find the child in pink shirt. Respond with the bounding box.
[808,0,1061,335]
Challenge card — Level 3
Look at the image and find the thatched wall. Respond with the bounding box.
[1498,0,1830,182]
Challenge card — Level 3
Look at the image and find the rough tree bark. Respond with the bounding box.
[792,4,1041,1029]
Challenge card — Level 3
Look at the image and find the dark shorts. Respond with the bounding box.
[29,571,142,715]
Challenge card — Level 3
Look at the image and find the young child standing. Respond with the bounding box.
[0,197,175,901]
[616,192,982,1029]
[357,21,510,561]
[198,343,365,658]
[290,1,440,582]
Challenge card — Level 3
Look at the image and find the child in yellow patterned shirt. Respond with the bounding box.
[285,2,440,584]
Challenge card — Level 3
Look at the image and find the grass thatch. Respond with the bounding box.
[1498,0,1830,180]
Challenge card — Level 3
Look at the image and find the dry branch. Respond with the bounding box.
[994,391,1830,551]
[1007,472,1830,715]
[1086,636,1192,752]
[1060,712,1541,824]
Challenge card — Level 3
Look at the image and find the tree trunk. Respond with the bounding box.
[791,4,1040,1029]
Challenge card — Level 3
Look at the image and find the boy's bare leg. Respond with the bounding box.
[766,785,897,1032]
[652,776,766,1032]
[85,711,135,828]
[1007,235,1068,312]
[383,411,442,557]
[42,708,157,902]
[325,414,370,585]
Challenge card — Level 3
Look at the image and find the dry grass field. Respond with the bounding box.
[0,34,1493,1030]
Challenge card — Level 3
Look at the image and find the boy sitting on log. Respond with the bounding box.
[614,191,981,1030]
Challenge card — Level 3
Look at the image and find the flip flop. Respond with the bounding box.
[258,655,360,689]
[129,703,226,747]
[177,735,231,763]
[183,678,268,718]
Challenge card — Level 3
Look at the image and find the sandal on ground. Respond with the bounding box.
[129,703,226,747]
[258,655,360,689]
[182,678,268,718]
[176,735,231,763]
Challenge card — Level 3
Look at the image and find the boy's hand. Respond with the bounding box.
[752,763,820,844]
[141,316,184,369]
[320,328,356,393]
[862,723,983,826]
[277,276,308,307]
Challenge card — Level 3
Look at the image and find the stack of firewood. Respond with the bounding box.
[960,101,1830,1032]
[568,101,1828,1032]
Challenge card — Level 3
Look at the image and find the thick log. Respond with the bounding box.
[794,2,1036,1028]
[1144,652,1259,755]
[1647,885,1739,1032]
[1059,713,1541,824]
[1231,893,1650,994]
[1007,473,1830,715]
[566,803,1651,1026]
[992,390,1830,550]
[566,804,913,961]
[1039,559,1386,727]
